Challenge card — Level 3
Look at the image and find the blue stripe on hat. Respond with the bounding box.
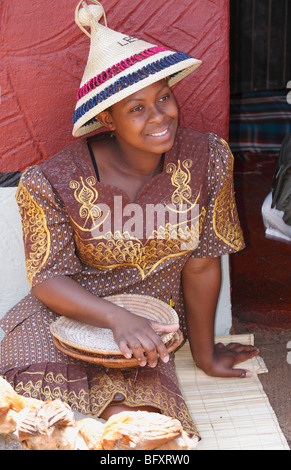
[73,52,192,125]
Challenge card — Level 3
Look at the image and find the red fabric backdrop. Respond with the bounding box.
[0,0,230,172]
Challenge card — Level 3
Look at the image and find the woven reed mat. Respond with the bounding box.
[174,334,289,450]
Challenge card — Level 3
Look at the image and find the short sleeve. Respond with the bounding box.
[16,166,82,287]
[192,133,244,258]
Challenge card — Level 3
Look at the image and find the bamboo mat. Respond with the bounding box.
[174,334,289,450]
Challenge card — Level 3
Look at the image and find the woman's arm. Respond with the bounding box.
[182,256,259,378]
[32,275,118,328]
[32,276,178,367]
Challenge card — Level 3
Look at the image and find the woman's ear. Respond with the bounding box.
[96,110,115,130]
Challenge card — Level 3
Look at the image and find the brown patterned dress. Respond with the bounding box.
[0,128,244,438]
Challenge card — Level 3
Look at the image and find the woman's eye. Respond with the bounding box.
[129,94,170,112]
[159,94,170,102]
[130,105,144,113]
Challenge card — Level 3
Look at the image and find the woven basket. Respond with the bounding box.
[53,329,183,369]
[50,294,179,358]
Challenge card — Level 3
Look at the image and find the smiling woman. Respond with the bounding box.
[0,0,258,445]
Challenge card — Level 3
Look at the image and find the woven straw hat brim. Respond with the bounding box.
[50,294,179,356]
[72,1,202,137]
[73,57,201,137]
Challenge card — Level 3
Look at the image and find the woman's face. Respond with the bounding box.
[98,79,179,157]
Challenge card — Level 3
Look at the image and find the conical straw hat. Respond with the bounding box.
[72,0,202,137]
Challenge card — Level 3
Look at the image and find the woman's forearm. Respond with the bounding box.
[181,257,221,370]
[31,275,120,329]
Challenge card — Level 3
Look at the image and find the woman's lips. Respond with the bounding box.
[149,128,168,137]
[147,127,171,139]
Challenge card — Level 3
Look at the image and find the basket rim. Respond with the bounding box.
[52,329,183,368]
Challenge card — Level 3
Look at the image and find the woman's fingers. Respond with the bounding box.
[117,337,133,359]
[114,313,179,367]
[225,342,259,353]
[140,321,178,366]
[131,347,147,367]
[149,320,179,334]
[135,330,169,367]
[146,333,169,367]
[117,336,148,366]
[219,367,253,378]
[226,344,260,364]
[215,342,260,358]
[116,327,171,367]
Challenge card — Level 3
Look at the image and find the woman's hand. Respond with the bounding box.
[197,342,260,378]
[110,308,179,368]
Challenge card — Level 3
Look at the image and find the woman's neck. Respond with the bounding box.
[110,137,164,179]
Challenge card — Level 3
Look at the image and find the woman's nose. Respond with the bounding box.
[148,105,164,123]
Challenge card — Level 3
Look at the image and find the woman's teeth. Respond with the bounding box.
[150,129,168,137]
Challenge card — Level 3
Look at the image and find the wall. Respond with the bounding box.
[0,0,230,172]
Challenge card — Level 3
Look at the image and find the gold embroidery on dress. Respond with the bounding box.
[69,164,204,279]
[74,216,204,280]
[16,178,50,286]
[166,159,193,206]
[213,140,244,250]
[69,176,110,230]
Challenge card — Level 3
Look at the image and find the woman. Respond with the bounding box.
[0,1,259,439]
